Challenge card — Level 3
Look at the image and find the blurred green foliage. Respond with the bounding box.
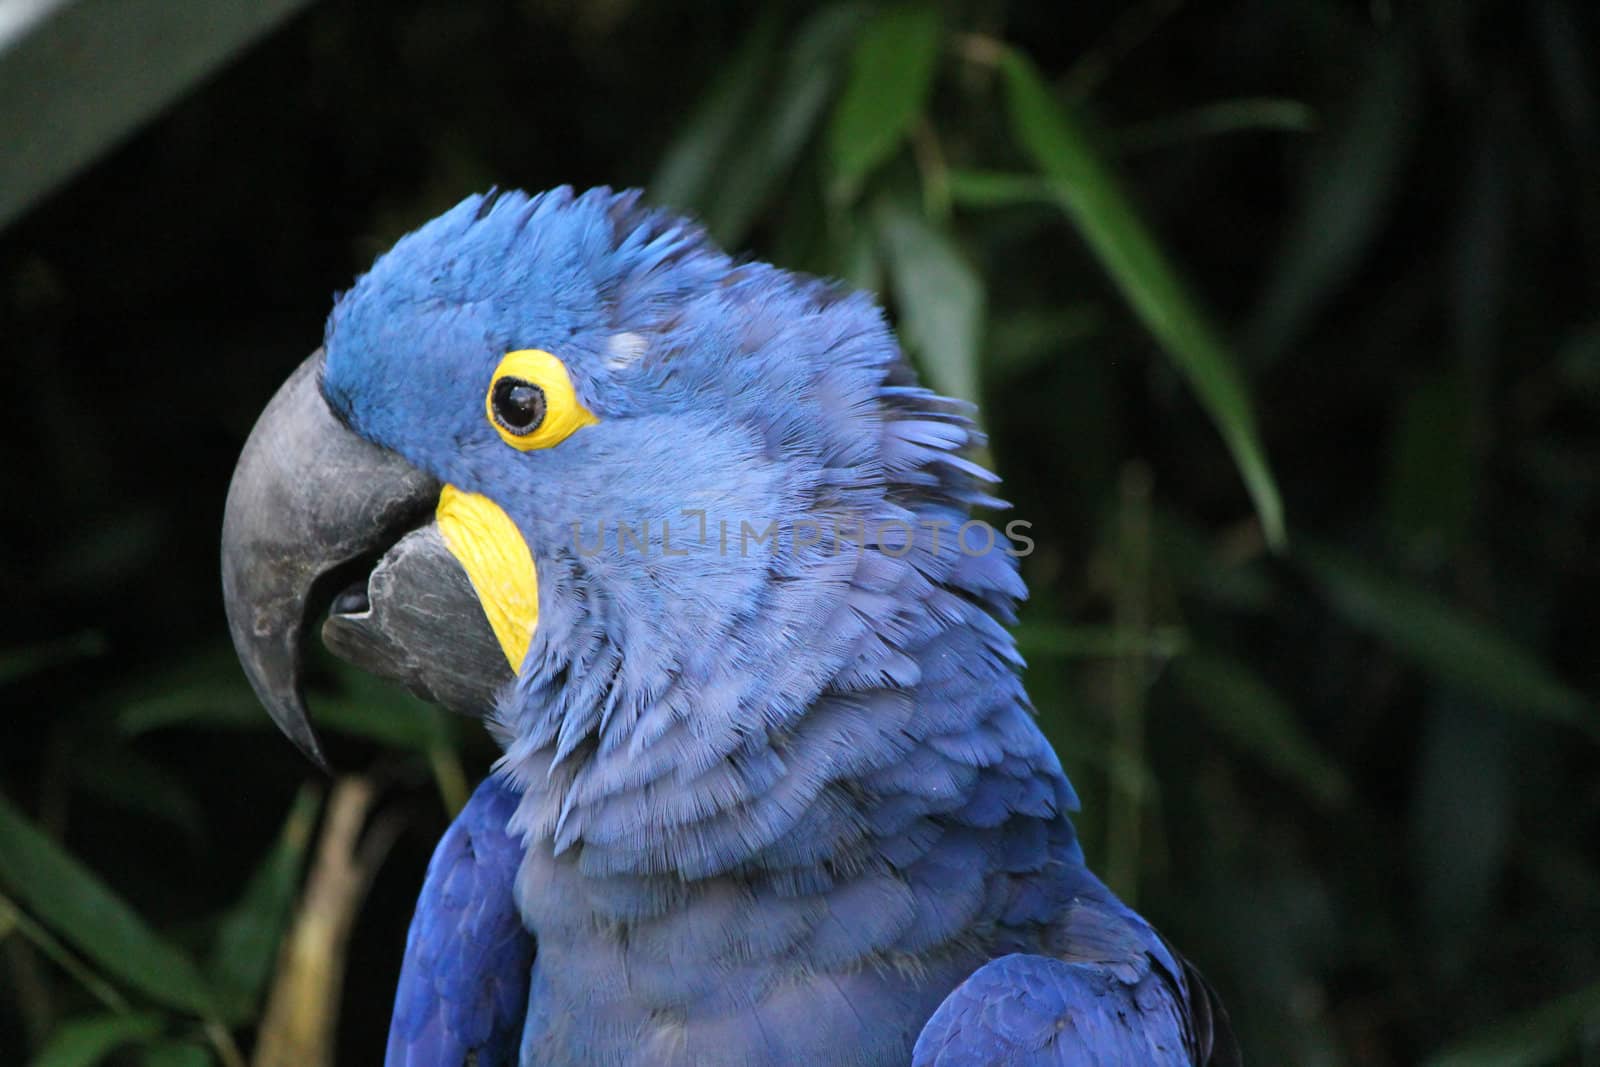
[1,0,1598,1064]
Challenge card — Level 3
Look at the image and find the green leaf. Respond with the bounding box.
[652,3,863,244]
[650,10,781,217]
[313,658,456,753]
[1300,545,1594,733]
[112,642,457,754]
[701,4,865,245]
[0,0,314,230]
[945,169,1056,210]
[0,791,216,1016]
[1115,97,1317,155]
[0,631,106,687]
[112,646,262,737]
[73,747,203,841]
[874,199,983,404]
[29,1014,164,1067]
[827,4,941,198]
[986,304,1104,382]
[1245,39,1416,361]
[136,1044,212,1067]
[1170,650,1349,808]
[834,208,882,293]
[207,786,321,1022]
[0,894,129,1011]
[999,50,1286,550]
[1422,978,1600,1067]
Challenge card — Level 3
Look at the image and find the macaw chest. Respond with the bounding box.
[512,849,980,1067]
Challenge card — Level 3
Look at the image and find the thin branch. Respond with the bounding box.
[427,745,470,817]
[252,776,398,1067]
[910,119,952,222]
[206,1019,249,1067]
[0,891,128,1014]
[950,32,1005,70]
[2,914,54,1050]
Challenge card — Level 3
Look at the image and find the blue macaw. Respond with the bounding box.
[221,187,1237,1065]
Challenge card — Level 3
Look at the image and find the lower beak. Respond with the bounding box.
[220,350,510,766]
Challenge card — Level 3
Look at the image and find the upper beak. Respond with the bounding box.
[220,350,509,767]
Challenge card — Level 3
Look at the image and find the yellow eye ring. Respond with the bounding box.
[486,349,598,450]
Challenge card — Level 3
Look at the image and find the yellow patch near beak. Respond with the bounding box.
[435,485,539,671]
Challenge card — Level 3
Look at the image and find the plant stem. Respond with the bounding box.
[1105,462,1153,903]
[206,1018,248,1067]
[0,891,128,1013]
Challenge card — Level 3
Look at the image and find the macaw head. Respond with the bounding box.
[223,188,1013,801]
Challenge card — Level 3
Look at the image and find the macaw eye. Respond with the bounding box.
[491,378,547,435]
[485,349,598,451]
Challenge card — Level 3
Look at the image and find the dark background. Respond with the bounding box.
[2,1,1598,1064]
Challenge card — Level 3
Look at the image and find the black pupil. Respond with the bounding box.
[493,378,546,433]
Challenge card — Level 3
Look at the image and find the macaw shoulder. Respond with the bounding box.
[386,775,534,1067]
[913,885,1240,1067]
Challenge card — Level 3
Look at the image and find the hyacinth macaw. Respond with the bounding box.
[220,187,1238,1066]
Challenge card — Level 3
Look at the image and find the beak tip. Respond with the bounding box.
[301,742,333,776]
[258,680,333,773]
[280,711,331,773]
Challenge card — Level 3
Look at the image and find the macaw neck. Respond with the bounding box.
[491,544,1083,926]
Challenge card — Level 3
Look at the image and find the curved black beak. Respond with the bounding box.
[221,351,510,768]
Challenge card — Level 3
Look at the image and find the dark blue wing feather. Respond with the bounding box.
[385,774,534,1067]
[913,953,1191,1067]
[913,881,1239,1067]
